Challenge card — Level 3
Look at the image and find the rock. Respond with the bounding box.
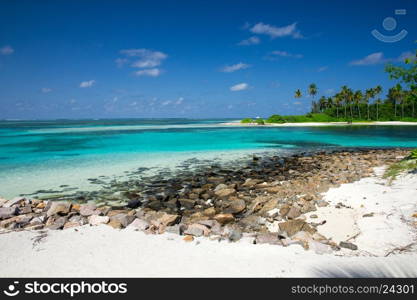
[223,225,242,242]
[310,214,318,219]
[184,224,210,237]
[339,241,358,250]
[258,199,279,215]
[226,199,246,214]
[46,202,71,217]
[317,200,329,207]
[0,207,18,220]
[412,213,417,218]
[279,204,290,217]
[214,183,228,191]
[19,205,32,214]
[239,215,265,231]
[179,199,196,209]
[36,202,46,209]
[63,221,80,229]
[108,219,123,229]
[127,218,150,231]
[286,206,301,219]
[79,204,98,217]
[267,208,280,217]
[242,178,261,187]
[3,197,26,208]
[213,213,234,224]
[127,199,142,209]
[255,233,281,245]
[165,224,186,235]
[109,213,135,228]
[203,207,216,217]
[214,188,236,198]
[0,197,7,207]
[266,221,280,233]
[278,219,315,237]
[88,215,110,226]
[46,216,67,230]
[147,212,180,227]
[15,214,33,225]
[183,235,194,242]
[362,213,374,218]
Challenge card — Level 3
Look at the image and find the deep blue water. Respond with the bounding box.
[0,119,416,197]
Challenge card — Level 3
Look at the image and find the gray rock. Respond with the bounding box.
[286,206,301,219]
[339,241,358,250]
[255,233,281,245]
[0,207,18,220]
[214,183,228,192]
[109,213,135,228]
[79,204,98,217]
[46,216,67,230]
[46,202,71,217]
[88,215,110,225]
[127,218,150,231]
[184,224,209,237]
[3,197,26,208]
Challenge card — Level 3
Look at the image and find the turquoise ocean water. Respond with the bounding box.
[1,119,417,198]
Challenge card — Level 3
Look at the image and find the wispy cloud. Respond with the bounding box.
[267,50,303,59]
[230,83,249,91]
[249,22,302,39]
[41,88,52,93]
[117,48,167,77]
[120,49,167,68]
[318,66,328,72]
[221,62,250,73]
[134,68,161,77]
[238,36,260,46]
[0,45,14,55]
[80,80,96,88]
[350,52,384,66]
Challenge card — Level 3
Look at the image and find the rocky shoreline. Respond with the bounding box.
[0,148,411,254]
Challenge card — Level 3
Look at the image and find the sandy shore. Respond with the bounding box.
[1,166,416,277]
[221,121,417,127]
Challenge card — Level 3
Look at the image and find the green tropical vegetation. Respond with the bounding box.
[241,49,417,124]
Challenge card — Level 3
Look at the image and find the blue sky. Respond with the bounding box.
[0,0,416,119]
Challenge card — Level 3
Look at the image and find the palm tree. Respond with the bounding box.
[308,83,318,113]
[373,85,382,120]
[392,84,403,118]
[353,90,363,119]
[375,98,382,120]
[334,93,342,118]
[364,88,373,120]
[341,86,349,120]
[319,96,327,112]
[294,89,302,99]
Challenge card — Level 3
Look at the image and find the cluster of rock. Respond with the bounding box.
[0,149,408,253]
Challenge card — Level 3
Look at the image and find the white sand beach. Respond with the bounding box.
[221,121,417,127]
[0,166,416,277]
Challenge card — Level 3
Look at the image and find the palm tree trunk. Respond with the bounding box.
[336,105,339,118]
[376,103,379,120]
[357,104,361,119]
[367,104,370,120]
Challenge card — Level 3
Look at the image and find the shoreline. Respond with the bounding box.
[221,121,417,127]
[0,159,416,277]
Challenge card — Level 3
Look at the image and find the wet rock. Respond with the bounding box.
[225,199,246,214]
[0,207,18,220]
[203,207,216,217]
[339,241,358,250]
[126,199,142,209]
[179,199,196,209]
[46,202,71,217]
[147,212,180,227]
[88,215,110,226]
[213,213,234,224]
[214,188,236,198]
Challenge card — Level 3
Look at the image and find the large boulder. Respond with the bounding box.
[46,202,71,217]
[0,207,18,220]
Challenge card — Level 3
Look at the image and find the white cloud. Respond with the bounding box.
[120,49,167,68]
[221,62,250,73]
[79,80,96,88]
[0,45,14,55]
[238,36,260,46]
[250,22,302,39]
[230,83,249,91]
[350,52,384,66]
[161,100,171,106]
[134,68,161,77]
[41,88,52,93]
[268,50,303,59]
[318,66,328,72]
